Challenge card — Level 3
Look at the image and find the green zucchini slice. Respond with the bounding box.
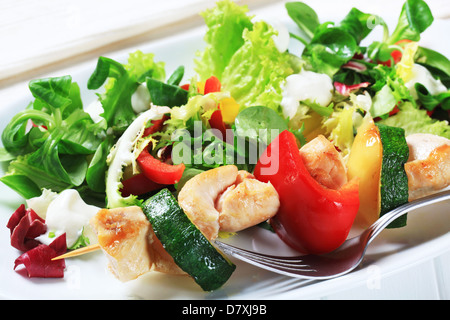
[141,188,236,291]
[376,123,410,228]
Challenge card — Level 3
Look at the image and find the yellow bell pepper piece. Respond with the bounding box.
[219,97,240,124]
[197,81,205,95]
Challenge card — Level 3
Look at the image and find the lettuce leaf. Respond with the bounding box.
[323,105,357,159]
[194,0,253,81]
[105,106,170,208]
[88,51,165,134]
[378,102,450,138]
[221,21,295,111]
[195,0,295,113]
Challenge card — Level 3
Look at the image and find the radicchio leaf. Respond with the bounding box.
[334,81,370,96]
[7,204,47,251]
[14,233,67,278]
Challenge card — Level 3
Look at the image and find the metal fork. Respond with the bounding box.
[215,190,450,280]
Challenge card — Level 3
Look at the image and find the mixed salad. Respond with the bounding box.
[1,0,450,291]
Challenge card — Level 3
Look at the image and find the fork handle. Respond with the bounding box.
[368,190,450,244]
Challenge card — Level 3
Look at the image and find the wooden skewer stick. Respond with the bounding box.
[52,243,101,261]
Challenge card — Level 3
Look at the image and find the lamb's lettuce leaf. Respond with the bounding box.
[386,0,434,45]
[368,0,434,63]
[285,2,319,42]
[145,66,189,108]
[88,51,165,134]
[288,2,383,77]
[1,76,106,198]
[415,46,450,88]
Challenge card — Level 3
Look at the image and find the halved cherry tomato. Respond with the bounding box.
[254,130,360,254]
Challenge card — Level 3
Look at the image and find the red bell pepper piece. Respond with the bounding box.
[137,146,185,185]
[204,76,221,93]
[203,76,230,140]
[120,115,171,197]
[253,130,360,254]
[143,114,169,137]
[209,108,228,140]
[180,83,190,91]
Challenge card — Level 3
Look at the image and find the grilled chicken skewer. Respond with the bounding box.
[51,134,450,282]
[56,165,281,282]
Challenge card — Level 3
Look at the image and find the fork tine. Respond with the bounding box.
[215,241,317,274]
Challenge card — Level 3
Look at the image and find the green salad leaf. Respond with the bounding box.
[1,76,105,198]
[386,0,434,45]
[194,0,253,81]
[379,102,450,138]
[195,0,295,113]
[415,46,450,87]
[368,0,433,63]
[415,83,450,111]
[287,2,383,77]
[221,20,295,111]
[146,66,189,108]
[88,51,165,134]
[285,2,319,42]
[234,106,288,146]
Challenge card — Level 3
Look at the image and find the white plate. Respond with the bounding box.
[0,1,449,300]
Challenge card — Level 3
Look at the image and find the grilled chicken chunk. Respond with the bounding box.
[90,206,183,282]
[216,170,280,234]
[178,165,280,240]
[299,135,348,190]
[405,133,450,201]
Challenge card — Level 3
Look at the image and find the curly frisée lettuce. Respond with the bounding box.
[105,106,171,209]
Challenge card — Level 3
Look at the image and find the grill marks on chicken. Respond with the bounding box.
[89,133,449,283]
[91,206,183,282]
[405,133,450,201]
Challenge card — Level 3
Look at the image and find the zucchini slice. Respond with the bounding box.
[347,117,409,228]
[376,123,409,228]
[141,188,236,291]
